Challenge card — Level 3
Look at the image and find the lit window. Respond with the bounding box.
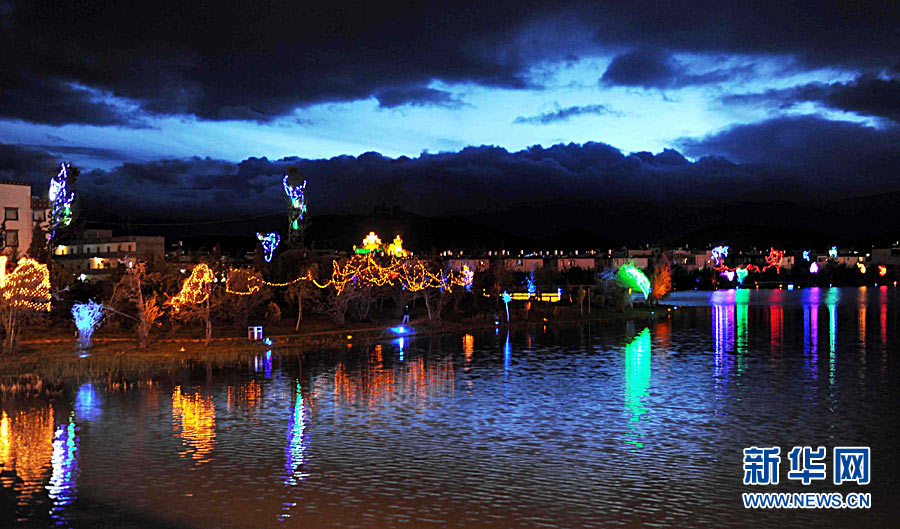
[4,208,18,221]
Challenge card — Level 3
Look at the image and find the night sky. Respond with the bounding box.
[1,1,899,242]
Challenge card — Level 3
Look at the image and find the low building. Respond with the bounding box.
[548,257,596,270]
[606,256,649,270]
[446,258,490,272]
[871,248,900,268]
[54,229,165,274]
[503,257,545,272]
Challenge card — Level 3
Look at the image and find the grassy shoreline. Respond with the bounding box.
[0,306,658,390]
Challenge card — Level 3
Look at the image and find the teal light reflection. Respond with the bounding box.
[624,328,651,449]
[48,414,79,526]
[826,288,840,389]
[284,381,308,486]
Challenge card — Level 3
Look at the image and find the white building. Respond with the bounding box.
[0,181,49,257]
[54,229,165,273]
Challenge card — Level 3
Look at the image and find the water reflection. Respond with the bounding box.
[171,386,216,464]
[0,404,55,506]
[74,383,101,422]
[0,286,896,529]
[283,381,308,486]
[802,289,820,382]
[504,331,511,378]
[227,380,262,414]
[624,328,651,449]
[826,290,839,389]
[48,414,79,526]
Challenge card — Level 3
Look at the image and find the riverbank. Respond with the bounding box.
[0,306,658,388]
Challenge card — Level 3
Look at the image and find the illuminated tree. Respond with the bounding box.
[650,259,672,306]
[285,263,319,331]
[0,257,52,353]
[283,168,308,247]
[48,162,78,242]
[168,264,214,345]
[617,262,651,301]
[576,286,586,316]
[257,232,280,263]
[71,300,104,349]
[111,264,164,348]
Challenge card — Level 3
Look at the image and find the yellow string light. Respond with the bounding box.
[168,263,214,309]
[0,257,51,311]
[226,254,472,296]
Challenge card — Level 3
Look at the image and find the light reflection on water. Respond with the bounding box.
[0,286,897,528]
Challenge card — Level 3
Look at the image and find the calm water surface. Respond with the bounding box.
[1,286,898,528]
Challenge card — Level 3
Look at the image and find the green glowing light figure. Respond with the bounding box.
[618,263,651,299]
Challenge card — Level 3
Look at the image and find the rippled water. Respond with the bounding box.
[1,286,898,528]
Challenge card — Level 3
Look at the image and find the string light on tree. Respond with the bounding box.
[462,265,474,292]
[736,268,749,285]
[857,262,866,274]
[282,174,307,240]
[524,270,536,294]
[282,175,307,213]
[829,246,838,259]
[878,265,887,277]
[168,264,215,310]
[226,253,473,296]
[49,162,75,238]
[501,290,512,322]
[0,256,52,311]
[810,262,819,274]
[803,250,810,261]
[257,232,280,263]
[72,300,104,349]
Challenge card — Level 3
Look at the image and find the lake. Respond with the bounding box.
[1,286,897,528]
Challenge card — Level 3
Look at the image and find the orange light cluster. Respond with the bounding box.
[168,263,214,309]
[227,254,472,296]
[0,256,52,311]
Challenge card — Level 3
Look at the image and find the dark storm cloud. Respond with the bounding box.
[0,74,146,126]
[374,85,464,109]
[3,1,900,125]
[513,104,618,124]
[7,113,900,220]
[599,49,742,89]
[677,115,900,185]
[724,75,900,123]
[0,142,56,186]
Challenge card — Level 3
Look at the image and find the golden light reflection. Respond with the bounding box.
[463,334,474,362]
[0,404,55,503]
[330,354,455,410]
[172,386,216,464]
[226,380,261,414]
